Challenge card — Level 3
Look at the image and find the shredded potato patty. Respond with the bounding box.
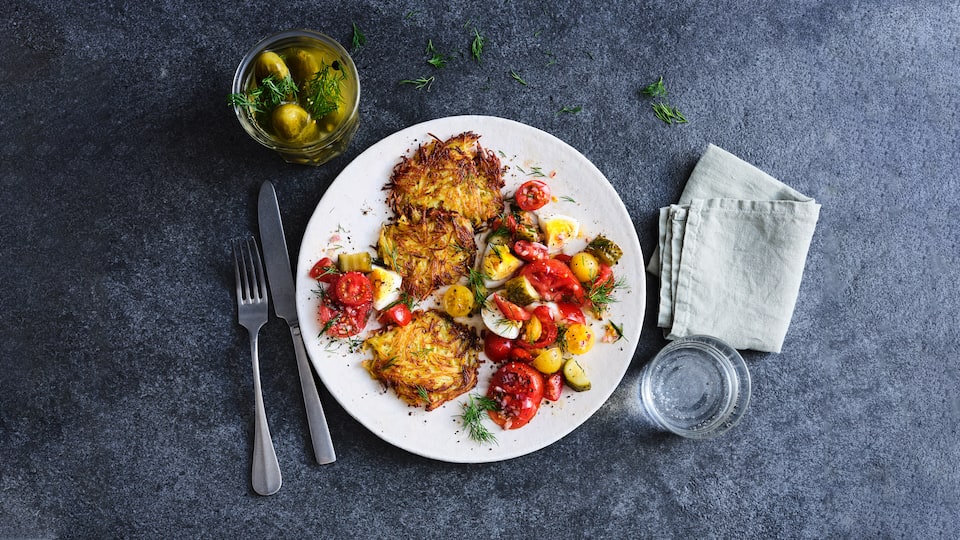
[364,310,480,411]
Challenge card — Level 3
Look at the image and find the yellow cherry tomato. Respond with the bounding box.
[532,347,564,374]
[442,285,474,317]
[569,252,600,283]
[520,316,542,345]
[563,323,595,355]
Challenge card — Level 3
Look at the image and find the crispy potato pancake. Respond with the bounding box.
[364,310,480,411]
[378,208,476,300]
[386,132,505,227]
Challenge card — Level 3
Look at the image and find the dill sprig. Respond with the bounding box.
[607,320,626,342]
[228,74,297,113]
[460,394,499,444]
[641,76,688,124]
[586,275,627,316]
[351,22,366,52]
[641,76,668,98]
[471,28,485,63]
[652,102,688,124]
[510,70,528,85]
[557,105,582,114]
[400,75,435,91]
[304,63,345,118]
[426,40,447,68]
[468,268,489,312]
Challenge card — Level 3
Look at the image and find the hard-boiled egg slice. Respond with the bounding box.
[480,242,524,288]
[481,292,522,339]
[539,214,580,252]
[368,266,402,310]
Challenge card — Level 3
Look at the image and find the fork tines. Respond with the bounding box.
[233,237,268,305]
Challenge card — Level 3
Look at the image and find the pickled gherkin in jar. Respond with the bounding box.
[228,41,356,147]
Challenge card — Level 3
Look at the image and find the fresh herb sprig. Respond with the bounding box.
[471,28,485,62]
[227,74,297,113]
[641,76,688,124]
[586,275,627,316]
[460,394,500,444]
[305,63,345,118]
[399,75,435,91]
[426,40,447,68]
[351,23,366,52]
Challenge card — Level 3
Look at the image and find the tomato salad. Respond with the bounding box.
[306,178,625,439]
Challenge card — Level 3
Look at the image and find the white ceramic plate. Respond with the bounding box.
[296,115,644,463]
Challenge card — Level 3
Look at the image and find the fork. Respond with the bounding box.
[233,237,282,496]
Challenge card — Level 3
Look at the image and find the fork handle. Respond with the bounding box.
[291,325,337,464]
[250,334,282,495]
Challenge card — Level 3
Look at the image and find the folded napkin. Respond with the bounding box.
[647,144,821,353]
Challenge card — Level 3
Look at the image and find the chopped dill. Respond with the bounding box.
[471,28,485,63]
[557,105,582,114]
[510,70,528,85]
[560,195,577,203]
[426,40,447,68]
[351,22,366,52]
[529,166,546,177]
[641,76,668,98]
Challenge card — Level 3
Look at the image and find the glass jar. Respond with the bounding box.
[231,29,360,165]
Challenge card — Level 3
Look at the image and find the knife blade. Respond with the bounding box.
[258,180,336,465]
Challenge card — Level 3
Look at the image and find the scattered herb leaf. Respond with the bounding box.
[426,40,447,68]
[400,76,436,91]
[558,105,582,114]
[641,76,668,98]
[510,70,528,85]
[641,76,688,124]
[471,28,485,63]
[351,23,366,52]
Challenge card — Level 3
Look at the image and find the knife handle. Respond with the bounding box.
[290,325,337,464]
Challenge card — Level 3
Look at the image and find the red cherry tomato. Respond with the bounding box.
[486,362,545,430]
[515,180,551,211]
[318,297,372,338]
[378,303,412,327]
[594,263,614,288]
[544,373,563,401]
[518,306,558,349]
[512,240,549,262]
[334,271,374,306]
[493,293,532,321]
[309,257,341,284]
[484,333,514,363]
[520,259,586,304]
[556,302,587,325]
[509,347,534,363]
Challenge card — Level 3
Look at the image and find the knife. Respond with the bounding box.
[258,181,336,465]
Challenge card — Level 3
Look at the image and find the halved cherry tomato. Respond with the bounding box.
[484,333,514,363]
[334,271,373,306]
[544,373,563,401]
[594,263,614,288]
[520,258,585,304]
[518,305,558,349]
[378,302,412,327]
[318,297,372,338]
[513,240,549,262]
[515,180,551,211]
[509,347,534,363]
[556,302,587,326]
[493,293,532,321]
[487,362,545,429]
[309,257,341,284]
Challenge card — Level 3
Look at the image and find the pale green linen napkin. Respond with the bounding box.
[647,144,821,353]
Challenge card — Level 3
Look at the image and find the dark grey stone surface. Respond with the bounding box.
[2,0,958,537]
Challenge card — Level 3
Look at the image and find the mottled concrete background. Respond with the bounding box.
[2,1,958,537]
